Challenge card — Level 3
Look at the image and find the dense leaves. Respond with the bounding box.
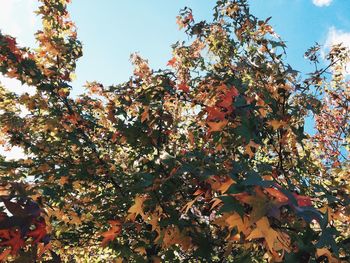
[0,0,349,262]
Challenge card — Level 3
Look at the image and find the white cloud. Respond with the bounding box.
[0,0,39,47]
[324,27,350,74]
[0,1,39,160]
[0,146,26,161]
[312,0,332,7]
[325,27,350,49]
[0,0,39,95]
[0,77,36,95]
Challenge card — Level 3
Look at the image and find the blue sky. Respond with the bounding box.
[0,0,349,159]
[64,0,350,93]
[0,0,349,93]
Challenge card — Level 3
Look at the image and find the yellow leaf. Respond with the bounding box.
[127,195,148,221]
[135,247,147,255]
[267,120,286,130]
[246,217,290,254]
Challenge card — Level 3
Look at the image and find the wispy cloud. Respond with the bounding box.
[312,0,333,7]
[324,27,350,74]
[0,0,39,95]
[0,0,38,160]
[0,146,26,161]
[0,0,39,47]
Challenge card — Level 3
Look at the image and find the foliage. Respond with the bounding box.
[0,0,349,262]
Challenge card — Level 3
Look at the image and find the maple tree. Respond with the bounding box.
[0,0,349,262]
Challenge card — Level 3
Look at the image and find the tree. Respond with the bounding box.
[0,0,349,262]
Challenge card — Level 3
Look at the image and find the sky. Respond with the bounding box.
[0,0,349,159]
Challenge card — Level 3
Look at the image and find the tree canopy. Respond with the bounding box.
[0,0,349,262]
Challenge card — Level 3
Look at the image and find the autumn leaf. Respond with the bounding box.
[178,82,190,92]
[27,219,48,244]
[207,119,228,132]
[267,120,286,130]
[37,243,52,258]
[244,140,260,158]
[127,195,148,221]
[141,106,150,123]
[181,196,200,214]
[59,176,69,185]
[167,57,177,67]
[206,106,226,121]
[246,217,290,254]
[0,249,11,262]
[101,220,122,247]
[0,230,25,255]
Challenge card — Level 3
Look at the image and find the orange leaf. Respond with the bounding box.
[101,220,122,247]
[207,119,228,132]
[267,120,286,130]
[141,106,150,123]
[37,243,52,258]
[167,57,177,67]
[0,249,11,262]
[265,188,288,203]
[206,106,226,121]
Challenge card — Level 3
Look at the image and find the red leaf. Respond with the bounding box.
[27,219,47,244]
[0,230,10,240]
[178,82,190,93]
[167,57,177,67]
[0,229,24,255]
[293,194,312,207]
[206,106,226,121]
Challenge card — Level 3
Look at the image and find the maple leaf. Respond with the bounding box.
[244,140,260,158]
[59,176,69,185]
[0,229,25,255]
[27,219,48,244]
[37,242,52,258]
[266,188,312,207]
[167,57,177,67]
[0,230,10,240]
[247,217,290,254]
[294,194,312,207]
[267,120,286,130]
[134,246,147,255]
[178,82,190,92]
[141,106,150,123]
[0,249,11,262]
[101,220,122,247]
[181,196,200,214]
[207,119,228,132]
[206,106,226,121]
[127,195,148,221]
[225,213,250,235]
[217,86,239,109]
